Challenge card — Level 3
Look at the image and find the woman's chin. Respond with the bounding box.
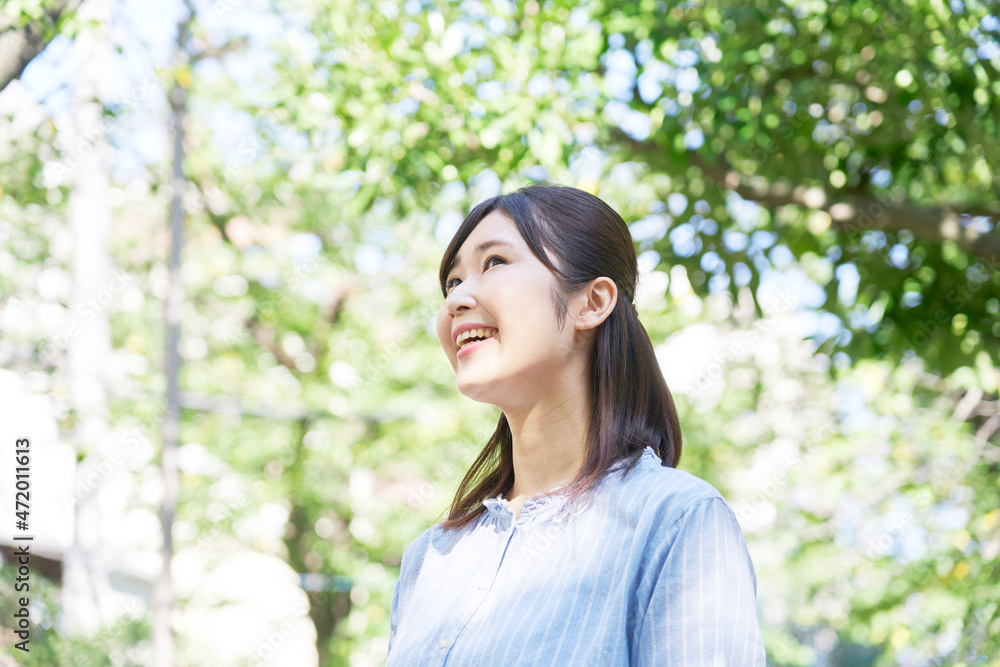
[455,378,500,404]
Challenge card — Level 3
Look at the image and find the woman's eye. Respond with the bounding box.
[446,256,506,292]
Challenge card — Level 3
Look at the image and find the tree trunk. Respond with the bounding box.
[154,8,190,666]
[0,0,84,92]
[282,418,350,665]
[59,0,114,638]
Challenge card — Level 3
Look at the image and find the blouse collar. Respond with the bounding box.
[481,446,662,528]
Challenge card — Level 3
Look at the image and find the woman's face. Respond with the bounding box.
[435,210,584,410]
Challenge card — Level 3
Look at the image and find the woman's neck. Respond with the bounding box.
[503,387,590,502]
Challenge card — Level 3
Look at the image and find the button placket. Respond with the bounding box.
[438,516,518,663]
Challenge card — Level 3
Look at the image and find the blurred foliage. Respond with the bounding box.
[592,0,1000,378]
[0,561,150,665]
[0,0,998,665]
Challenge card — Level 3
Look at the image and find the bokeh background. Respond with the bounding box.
[1,0,999,665]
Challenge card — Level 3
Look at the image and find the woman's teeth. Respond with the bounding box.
[457,327,498,347]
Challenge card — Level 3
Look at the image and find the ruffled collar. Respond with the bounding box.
[481,447,661,528]
[482,481,566,529]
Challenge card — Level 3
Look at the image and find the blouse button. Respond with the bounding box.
[439,637,449,649]
[477,578,489,590]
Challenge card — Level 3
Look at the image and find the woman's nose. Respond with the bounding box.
[446,283,477,314]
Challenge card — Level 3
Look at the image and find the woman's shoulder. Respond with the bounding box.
[395,523,437,579]
[609,446,731,526]
[400,520,448,558]
[398,512,476,568]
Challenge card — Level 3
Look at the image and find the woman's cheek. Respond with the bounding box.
[435,308,451,351]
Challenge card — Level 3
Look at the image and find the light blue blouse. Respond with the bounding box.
[387,446,766,666]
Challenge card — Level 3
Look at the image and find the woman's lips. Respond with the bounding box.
[457,336,495,359]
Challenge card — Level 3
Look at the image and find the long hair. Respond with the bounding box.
[437,182,682,531]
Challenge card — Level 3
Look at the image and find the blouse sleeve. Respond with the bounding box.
[387,528,431,662]
[633,496,766,666]
[388,574,401,656]
[388,537,413,660]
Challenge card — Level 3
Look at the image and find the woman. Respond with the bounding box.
[387,183,765,666]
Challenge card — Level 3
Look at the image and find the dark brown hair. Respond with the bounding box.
[437,182,682,531]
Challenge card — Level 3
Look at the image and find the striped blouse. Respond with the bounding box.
[387,446,766,666]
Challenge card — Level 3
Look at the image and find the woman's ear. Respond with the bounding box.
[574,277,617,332]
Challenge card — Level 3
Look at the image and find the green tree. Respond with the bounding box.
[2,0,998,665]
[592,0,1000,377]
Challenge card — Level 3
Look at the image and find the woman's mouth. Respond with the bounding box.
[457,336,496,359]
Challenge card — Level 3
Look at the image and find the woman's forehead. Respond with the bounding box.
[449,214,522,269]
[450,209,560,273]
[465,210,518,240]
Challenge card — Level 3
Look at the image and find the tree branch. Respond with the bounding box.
[694,149,1000,261]
[0,0,83,92]
[611,129,1000,264]
[246,317,298,371]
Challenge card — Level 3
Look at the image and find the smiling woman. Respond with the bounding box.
[387,182,766,666]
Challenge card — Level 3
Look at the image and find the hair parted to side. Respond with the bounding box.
[436,181,683,532]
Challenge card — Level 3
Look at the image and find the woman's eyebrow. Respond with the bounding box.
[447,239,515,274]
